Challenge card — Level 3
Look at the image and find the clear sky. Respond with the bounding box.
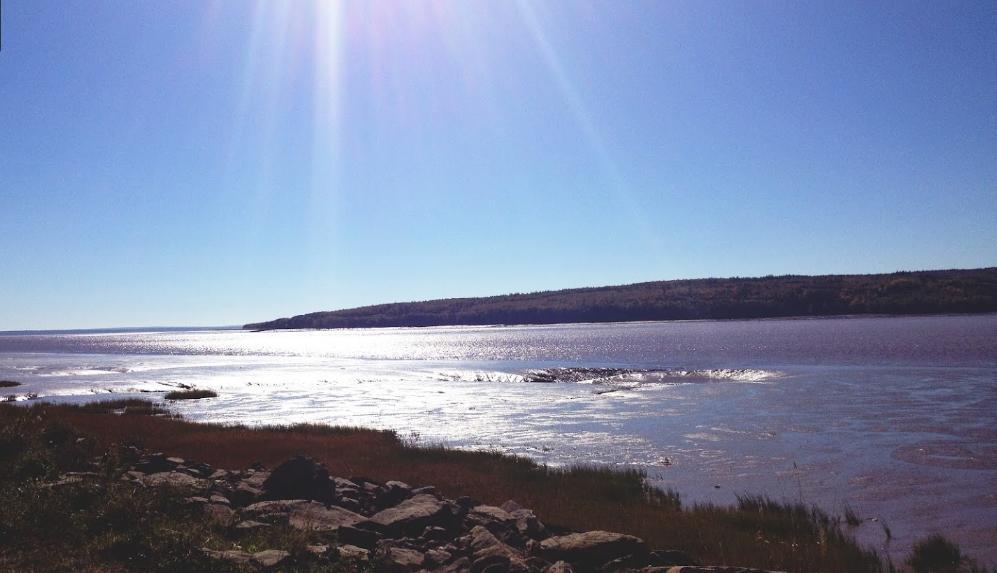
[1,1,995,330]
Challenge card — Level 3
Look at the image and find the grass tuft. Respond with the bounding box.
[164,389,218,400]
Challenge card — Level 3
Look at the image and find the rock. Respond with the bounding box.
[209,469,230,480]
[425,548,453,566]
[468,525,528,572]
[288,502,366,532]
[423,525,451,542]
[252,549,289,567]
[202,548,253,564]
[136,453,176,474]
[339,524,383,549]
[243,499,311,523]
[210,494,231,505]
[538,531,645,569]
[203,503,235,525]
[140,471,210,491]
[500,500,525,513]
[165,456,185,466]
[230,482,263,506]
[649,568,782,573]
[366,494,456,537]
[470,505,517,524]
[378,545,426,572]
[338,544,371,560]
[428,556,472,573]
[379,480,413,508]
[510,509,548,540]
[413,485,438,496]
[235,520,271,531]
[547,562,574,573]
[307,544,329,556]
[262,456,335,503]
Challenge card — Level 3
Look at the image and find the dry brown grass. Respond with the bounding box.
[29,401,888,573]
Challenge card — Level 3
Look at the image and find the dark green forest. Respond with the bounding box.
[244,268,997,330]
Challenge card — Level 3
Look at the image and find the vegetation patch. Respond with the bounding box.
[164,389,218,400]
[1,400,993,573]
[0,380,21,387]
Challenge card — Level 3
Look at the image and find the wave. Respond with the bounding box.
[522,367,778,385]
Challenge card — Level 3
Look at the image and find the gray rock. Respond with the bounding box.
[202,548,252,564]
[547,562,574,573]
[538,531,645,568]
[468,525,528,572]
[204,503,235,525]
[338,544,371,560]
[288,502,366,532]
[252,549,290,567]
[378,545,425,572]
[140,471,210,491]
[366,493,455,537]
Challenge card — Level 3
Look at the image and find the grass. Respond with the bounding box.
[1,399,992,573]
[0,380,21,388]
[164,389,218,400]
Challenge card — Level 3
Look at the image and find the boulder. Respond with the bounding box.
[538,531,645,569]
[252,549,289,567]
[378,545,426,572]
[366,494,456,537]
[288,502,366,532]
[203,503,235,525]
[339,524,383,549]
[202,549,253,564]
[467,525,528,572]
[262,456,335,503]
[337,544,371,561]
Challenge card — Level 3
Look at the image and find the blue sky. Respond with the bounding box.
[1,1,995,330]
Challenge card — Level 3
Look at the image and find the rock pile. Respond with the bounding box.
[120,453,782,573]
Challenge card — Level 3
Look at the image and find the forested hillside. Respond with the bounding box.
[244,268,997,330]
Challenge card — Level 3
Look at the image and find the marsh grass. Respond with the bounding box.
[164,389,219,400]
[0,380,21,388]
[2,400,992,573]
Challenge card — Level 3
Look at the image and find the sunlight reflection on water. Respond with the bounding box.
[1,314,995,563]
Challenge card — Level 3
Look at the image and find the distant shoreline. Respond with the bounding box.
[245,267,997,331]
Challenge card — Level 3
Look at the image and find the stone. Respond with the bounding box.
[210,494,231,505]
[338,544,371,560]
[140,471,210,491]
[252,549,289,567]
[136,453,176,474]
[339,524,383,549]
[366,494,456,537]
[547,562,574,573]
[204,503,235,525]
[470,505,516,524]
[288,502,366,532]
[262,456,335,503]
[425,548,453,566]
[236,520,271,531]
[379,545,426,572]
[202,549,252,564]
[467,525,528,572]
[500,500,525,513]
[538,531,646,569]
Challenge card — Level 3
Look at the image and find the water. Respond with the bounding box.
[1,315,995,563]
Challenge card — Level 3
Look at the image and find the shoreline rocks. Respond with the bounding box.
[119,454,783,573]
